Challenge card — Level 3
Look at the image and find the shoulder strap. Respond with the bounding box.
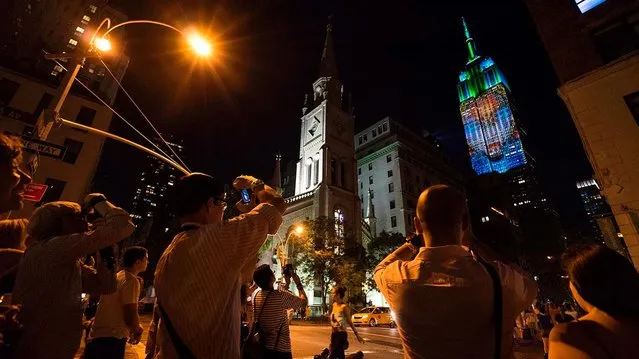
[477,255,503,359]
[255,290,274,322]
[157,302,196,359]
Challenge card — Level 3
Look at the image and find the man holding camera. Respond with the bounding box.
[374,185,536,359]
[153,173,286,359]
[12,194,135,359]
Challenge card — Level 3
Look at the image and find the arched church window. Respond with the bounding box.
[313,158,320,185]
[306,159,313,189]
[331,158,337,185]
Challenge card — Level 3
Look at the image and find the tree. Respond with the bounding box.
[364,231,405,293]
[289,216,366,312]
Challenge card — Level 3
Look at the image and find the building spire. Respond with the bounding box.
[462,17,478,62]
[319,15,339,78]
[269,153,282,191]
[366,188,375,219]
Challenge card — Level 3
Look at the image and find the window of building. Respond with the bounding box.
[81,15,91,24]
[89,4,97,13]
[358,137,362,145]
[32,93,54,125]
[386,154,392,163]
[368,163,373,171]
[378,125,383,134]
[75,26,85,36]
[313,159,319,185]
[306,163,312,188]
[390,200,396,209]
[391,216,397,228]
[387,170,393,177]
[369,176,373,185]
[75,106,96,126]
[62,138,83,164]
[0,78,20,105]
[40,178,66,204]
[389,182,394,192]
[370,190,374,199]
[360,195,363,203]
[575,0,606,13]
[592,14,639,63]
[330,158,337,185]
[372,129,377,137]
[358,167,361,175]
[360,182,363,189]
[625,91,639,127]
[363,134,368,141]
[68,38,78,46]
[383,123,388,132]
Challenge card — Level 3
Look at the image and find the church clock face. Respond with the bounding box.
[307,113,322,139]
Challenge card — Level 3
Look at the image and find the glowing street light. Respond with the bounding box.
[187,32,213,57]
[94,37,111,52]
[294,225,305,235]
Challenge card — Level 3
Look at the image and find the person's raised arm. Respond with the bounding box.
[374,236,419,299]
[344,306,365,344]
[43,194,134,265]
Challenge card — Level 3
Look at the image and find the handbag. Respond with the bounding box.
[243,290,284,359]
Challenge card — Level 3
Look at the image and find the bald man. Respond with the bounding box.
[374,185,537,359]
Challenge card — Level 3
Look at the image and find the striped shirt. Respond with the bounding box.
[153,203,282,359]
[253,289,306,353]
[11,206,134,359]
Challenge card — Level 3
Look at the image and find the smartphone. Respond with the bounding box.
[240,188,252,204]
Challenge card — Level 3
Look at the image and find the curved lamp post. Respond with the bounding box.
[30,18,213,175]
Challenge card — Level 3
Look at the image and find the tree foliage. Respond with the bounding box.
[289,216,366,312]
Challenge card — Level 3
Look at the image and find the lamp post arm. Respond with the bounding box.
[59,118,190,175]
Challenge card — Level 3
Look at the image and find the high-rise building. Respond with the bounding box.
[130,139,184,241]
[355,117,463,238]
[457,18,528,176]
[0,0,130,104]
[524,0,639,267]
[576,178,630,256]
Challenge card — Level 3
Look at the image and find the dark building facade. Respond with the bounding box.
[524,0,639,266]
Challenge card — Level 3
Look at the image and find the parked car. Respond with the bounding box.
[351,306,396,327]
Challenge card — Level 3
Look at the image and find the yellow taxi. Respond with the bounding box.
[351,306,396,327]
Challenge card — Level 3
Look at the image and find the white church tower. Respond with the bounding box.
[279,19,361,251]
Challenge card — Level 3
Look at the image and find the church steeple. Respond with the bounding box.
[313,16,342,106]
[462,17,479,63]
[319,16,339,78]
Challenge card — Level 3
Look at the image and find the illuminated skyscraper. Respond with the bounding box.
[457,18,527,176]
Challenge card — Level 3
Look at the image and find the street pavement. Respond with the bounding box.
[76,314,544,359]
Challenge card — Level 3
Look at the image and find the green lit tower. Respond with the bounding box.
[458,18,527,175]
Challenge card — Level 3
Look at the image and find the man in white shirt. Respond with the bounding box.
[85,246,149,359]
[154,173,286,359]
[374,185,537,359]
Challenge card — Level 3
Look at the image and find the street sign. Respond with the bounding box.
[20,136,67,159]
[23,183,48,202]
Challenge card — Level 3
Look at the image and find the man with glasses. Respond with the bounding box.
[153,173,286,359]
[12,195,135,359]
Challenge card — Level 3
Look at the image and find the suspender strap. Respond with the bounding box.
[476,254,503,359]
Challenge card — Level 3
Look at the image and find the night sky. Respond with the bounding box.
[94,0,593,233]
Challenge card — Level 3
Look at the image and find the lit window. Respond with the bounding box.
[68,39,78,46]
[75,26,85,34]
[575,0,606,13]
[82,15,91,24]
[89,5,97,13]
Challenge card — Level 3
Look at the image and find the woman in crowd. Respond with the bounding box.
[549,244,639,358]
[535,303,553,359]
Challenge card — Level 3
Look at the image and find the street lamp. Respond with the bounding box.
[28,18,213,175]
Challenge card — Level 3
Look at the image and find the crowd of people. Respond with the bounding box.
[0,132,639,359]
